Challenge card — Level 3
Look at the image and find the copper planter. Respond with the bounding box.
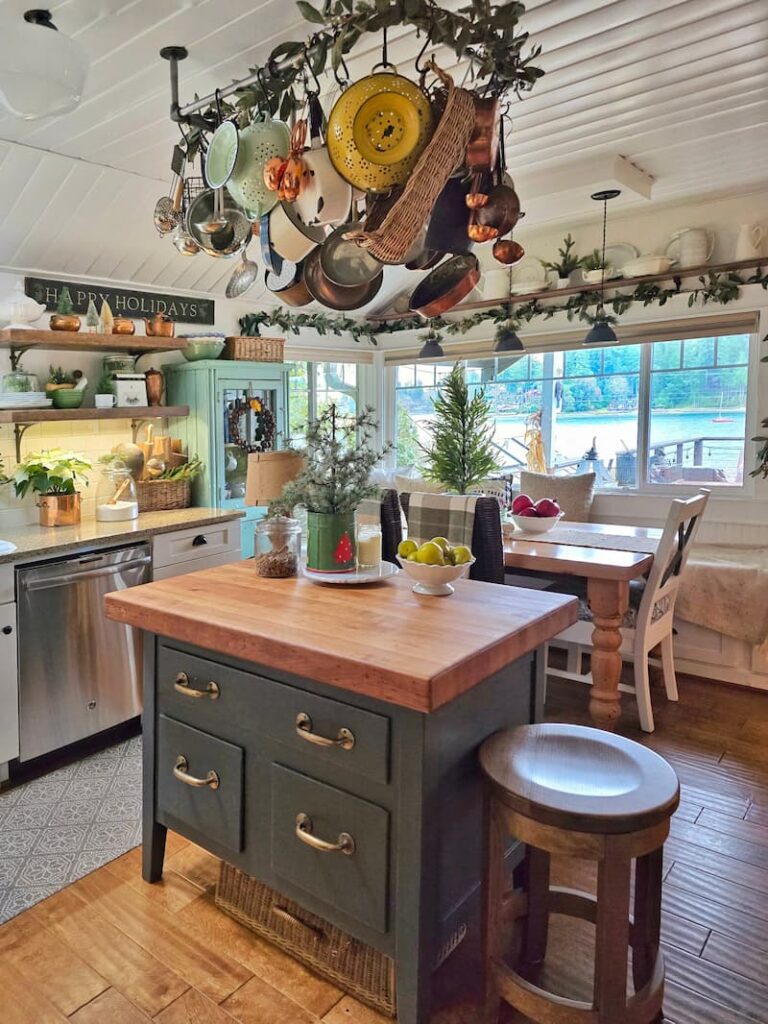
[49,314,81,332]
[38,493,81,527]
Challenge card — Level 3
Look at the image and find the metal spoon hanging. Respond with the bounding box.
[226,240,259,298]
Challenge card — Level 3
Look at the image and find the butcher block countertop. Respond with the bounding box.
[105,561,577,712]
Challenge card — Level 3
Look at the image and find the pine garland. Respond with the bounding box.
[420,363,498,494]
[240,267,768,346]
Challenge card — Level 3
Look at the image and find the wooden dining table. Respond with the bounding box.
[504,522,663,730]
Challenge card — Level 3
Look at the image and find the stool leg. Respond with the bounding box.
[633,847,664,993]
[482,796,506,1024]
[594,853,632,1021]
[520,846,550,976]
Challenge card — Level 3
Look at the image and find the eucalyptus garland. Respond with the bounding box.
[239,267,768,345]
[184,0,543,155]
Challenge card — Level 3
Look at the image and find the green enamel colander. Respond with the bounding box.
[226,115,291,220]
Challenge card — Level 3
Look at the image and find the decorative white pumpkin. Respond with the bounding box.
[0,281,46,328]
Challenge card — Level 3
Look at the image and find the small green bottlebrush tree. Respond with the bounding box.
[56,287,75,315]
[420,363,498,494]
[270,404,389,515]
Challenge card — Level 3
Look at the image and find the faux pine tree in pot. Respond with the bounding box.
[421,364,498,494]
[271,404,388,573]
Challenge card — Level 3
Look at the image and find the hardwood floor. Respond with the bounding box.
[0,670,766,1024]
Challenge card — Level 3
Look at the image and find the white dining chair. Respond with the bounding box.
[547,489,710,732]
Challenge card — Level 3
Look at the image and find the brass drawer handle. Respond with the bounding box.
[174,672,220,701]
[295,812,355,855]
[271,905,326,942]
[295,712,355,751]
[173,754,220,790]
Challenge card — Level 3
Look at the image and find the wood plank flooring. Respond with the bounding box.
[0,670,766,1024]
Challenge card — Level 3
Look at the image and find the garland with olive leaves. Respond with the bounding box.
[184,0,543,156]
[240,267,768,345]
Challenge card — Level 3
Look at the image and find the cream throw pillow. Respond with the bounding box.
[394,474,446,495]
[519,471,595,522]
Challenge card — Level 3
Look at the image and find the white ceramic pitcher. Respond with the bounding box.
[734,224,765,261]
[665,227,714,267]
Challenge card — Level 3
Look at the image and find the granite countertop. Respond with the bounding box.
[105,561,578,712]
[0,508,245,564]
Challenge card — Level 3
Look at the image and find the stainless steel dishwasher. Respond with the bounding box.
[17,543,151,761]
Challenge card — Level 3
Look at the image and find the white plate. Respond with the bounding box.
[0,399,52,409]
[509,256,548,295]
[0,542,16,556]
[302,561,399,585]
[604,243,639,277]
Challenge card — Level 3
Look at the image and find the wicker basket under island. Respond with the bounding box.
[224,336,284,362]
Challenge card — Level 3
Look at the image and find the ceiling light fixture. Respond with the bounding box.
[418,327,445,360]
[583,188,620,346]
[0,10,88,120]
[494,268,525,353]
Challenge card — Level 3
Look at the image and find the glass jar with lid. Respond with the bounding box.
[254,516,301,578]
[95,461,138,522]
[2,369,39,393]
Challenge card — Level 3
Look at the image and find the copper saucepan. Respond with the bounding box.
[303,247,383,311]
[466,96,500,172]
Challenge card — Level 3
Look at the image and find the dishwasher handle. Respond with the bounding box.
[19,555,151,593]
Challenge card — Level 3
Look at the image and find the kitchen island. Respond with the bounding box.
[105,563,577,1024]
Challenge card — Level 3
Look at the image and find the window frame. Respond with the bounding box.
[385,331,759,497]
[287,360,362,446]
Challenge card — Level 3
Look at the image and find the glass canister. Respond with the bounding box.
[2,369,39,393]
[254,516,301,578]
[95,461,139,522]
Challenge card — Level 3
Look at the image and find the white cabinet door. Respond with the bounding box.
[0,602,18,766]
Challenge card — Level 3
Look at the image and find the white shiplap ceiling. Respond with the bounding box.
[0,0,765,304]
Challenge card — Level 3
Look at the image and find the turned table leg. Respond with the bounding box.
[587,577,629,731]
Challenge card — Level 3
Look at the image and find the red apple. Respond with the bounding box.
[534,498,560,518]
[517,506,539,517]
[511,493,534,515]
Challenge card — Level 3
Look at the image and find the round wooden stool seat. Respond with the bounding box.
[480,725,679,1024]
[480,723,679,834]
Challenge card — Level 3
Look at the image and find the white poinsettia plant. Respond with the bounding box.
[13,449,92,499]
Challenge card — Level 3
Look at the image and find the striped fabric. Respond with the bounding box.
[407,493,478,548]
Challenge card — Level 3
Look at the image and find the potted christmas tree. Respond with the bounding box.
[420,363,498,493]
[542,233,586,288]
[49,286,81,332]
[270,405,387,574]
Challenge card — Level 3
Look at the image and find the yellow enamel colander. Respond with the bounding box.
[327,71,434,193]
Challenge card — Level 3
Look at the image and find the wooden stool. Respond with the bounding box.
[479,724,679,1024]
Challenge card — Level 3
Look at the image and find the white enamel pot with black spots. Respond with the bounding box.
[293,147,352,229]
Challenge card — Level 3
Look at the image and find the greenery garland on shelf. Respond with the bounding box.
[240,267,768,345]
[185,0,543,156]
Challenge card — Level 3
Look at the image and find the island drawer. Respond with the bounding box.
[152,520,241,569]
[271,764,389,934]
[156,714,244,853]
[158,645,391,784]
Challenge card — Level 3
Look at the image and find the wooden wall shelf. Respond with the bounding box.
[0,405,189,425]
[0,328,187,353]
[368,257,766,322]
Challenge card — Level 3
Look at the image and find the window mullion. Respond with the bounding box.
[637,344,652,487]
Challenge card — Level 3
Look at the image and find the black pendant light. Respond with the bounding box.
[583,189,620,346]
[494,267,525,353]
[418,326,445,359]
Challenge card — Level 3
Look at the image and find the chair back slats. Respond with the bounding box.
[400,492,504,584]
[636,489,709,629]
[380,489,403,565]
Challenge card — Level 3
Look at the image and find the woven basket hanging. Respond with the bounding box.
[345,64,476,265]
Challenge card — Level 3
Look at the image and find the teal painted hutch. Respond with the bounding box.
[166,360,289,558]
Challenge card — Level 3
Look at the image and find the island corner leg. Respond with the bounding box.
[141,629,166,882]
[587,577,629,731]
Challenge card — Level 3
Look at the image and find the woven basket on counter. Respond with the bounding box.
[215,862,396,1016]
[136,479,191,512]
[225,336,285,362]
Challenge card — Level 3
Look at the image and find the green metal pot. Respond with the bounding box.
[305,511,356,573]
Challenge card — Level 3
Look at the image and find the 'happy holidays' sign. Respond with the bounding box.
[25,277,215,325]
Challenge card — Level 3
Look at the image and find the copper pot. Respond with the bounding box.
[408,254,480,317]
[144,313,175,337]
[466,96,500,172]
[38,492,81,527]
[303,247,383,311]
[477,182,521,237]
[49,314,81,332]
[145,367,164,406]
[112,317,136,335]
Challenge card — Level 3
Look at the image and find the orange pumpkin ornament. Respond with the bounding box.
[264,157,288,192]
[265,120,308,203]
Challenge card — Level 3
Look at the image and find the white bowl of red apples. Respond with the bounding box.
[509,494,563,533]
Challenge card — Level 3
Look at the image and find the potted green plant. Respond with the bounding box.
[13,449,92,526]
[95,371,115,408]
[49,286,81,332]
[420,363,498,494]
[45,365,75,394]
[542,233,586,288]
[582,248,614,285]
[270,405,388,574]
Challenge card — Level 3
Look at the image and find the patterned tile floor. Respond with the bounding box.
[0,735,142,923]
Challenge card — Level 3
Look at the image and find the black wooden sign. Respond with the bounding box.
[24,277,215,326]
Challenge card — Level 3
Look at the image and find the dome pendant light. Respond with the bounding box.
[495,268,525,353]
[583,189,620,346]
[418,326,445,359]
[0,10,88,120]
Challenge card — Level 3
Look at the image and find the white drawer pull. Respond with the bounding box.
[174,672,220,700]
[295,712,355,750]
[173,754,220,790]
[295,812,355,855]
